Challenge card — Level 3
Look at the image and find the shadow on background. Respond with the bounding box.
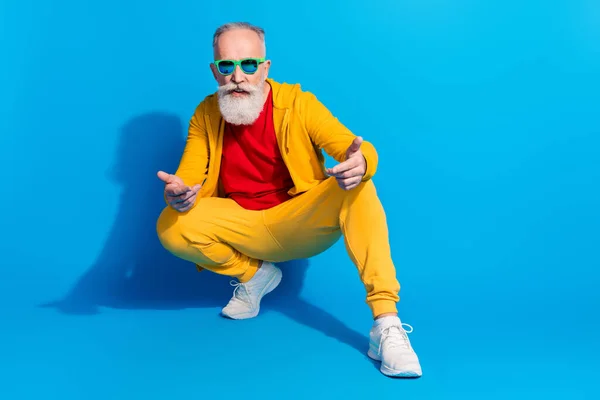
[42,112,368,354]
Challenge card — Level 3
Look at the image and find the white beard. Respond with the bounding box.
[217,76,266,126]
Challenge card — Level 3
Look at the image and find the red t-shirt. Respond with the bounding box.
[219,88,294,210]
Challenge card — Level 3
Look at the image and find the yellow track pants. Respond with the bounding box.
[156,177,400,317]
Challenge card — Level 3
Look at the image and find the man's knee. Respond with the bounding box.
[156,203,243,269]
[155,206,208,255]
[156,205,223,260]
[156,206,185,253]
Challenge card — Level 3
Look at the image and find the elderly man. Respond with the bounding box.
[156,22,422,377]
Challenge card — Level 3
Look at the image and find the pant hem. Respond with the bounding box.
[237,258,260,282]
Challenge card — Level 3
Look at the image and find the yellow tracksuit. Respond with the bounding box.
[156,79,400,317]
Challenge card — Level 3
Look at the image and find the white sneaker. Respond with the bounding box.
[221,262,282,320]
[368,316,423,377]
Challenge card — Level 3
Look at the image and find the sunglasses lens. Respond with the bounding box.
[218,61,235,75]
[241,59,259,73]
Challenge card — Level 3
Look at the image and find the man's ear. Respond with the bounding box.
[263,60,271,80]
[210,63,218,81]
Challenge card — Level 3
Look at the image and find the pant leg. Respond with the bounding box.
[156,196,285,282]
[263,177,400,318]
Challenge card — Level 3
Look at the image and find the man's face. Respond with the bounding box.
[211,28,270,91]
[211,28,271,125]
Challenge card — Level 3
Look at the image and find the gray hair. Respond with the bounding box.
[212,22,266,53]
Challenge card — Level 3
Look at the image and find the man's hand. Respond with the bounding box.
[326,136,367,190]
[157,170,202,212]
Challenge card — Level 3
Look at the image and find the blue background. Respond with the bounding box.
[1,0,599,398]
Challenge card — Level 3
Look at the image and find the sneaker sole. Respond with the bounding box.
[221,267,282,320]
[367,349,422,378]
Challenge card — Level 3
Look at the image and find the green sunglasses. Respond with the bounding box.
[214,57,266,76]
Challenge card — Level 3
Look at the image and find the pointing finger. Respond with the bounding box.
[346,136,363,156]
[157,170,174,183]
[158,171,186,186]
[327,157,359,176]
[330,165,363,179]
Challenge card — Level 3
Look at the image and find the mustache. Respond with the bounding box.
[218,81,259,95]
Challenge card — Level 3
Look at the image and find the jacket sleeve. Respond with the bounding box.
[175,104,210,188]
[300,91,378,181]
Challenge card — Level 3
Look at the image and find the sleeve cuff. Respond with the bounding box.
[360,141,378,181]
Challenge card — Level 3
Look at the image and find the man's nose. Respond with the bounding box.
[231,65,246,83]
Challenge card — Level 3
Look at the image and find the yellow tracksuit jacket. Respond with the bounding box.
[174,78,378,199]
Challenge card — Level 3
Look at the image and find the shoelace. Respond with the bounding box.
[379,323,414,354]
[229,280,251,302]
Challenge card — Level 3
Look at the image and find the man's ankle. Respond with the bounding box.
[374,312,398,320]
